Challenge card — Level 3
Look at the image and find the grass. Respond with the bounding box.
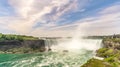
[82,37,120,67]
[81,58,112,67]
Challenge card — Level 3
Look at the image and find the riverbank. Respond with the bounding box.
[0,40,46,54]
[0,33,46,54]
[81,36,120,67]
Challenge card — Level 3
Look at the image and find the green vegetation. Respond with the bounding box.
[103,38,120,43]
[97,48,114,58]
[0,33,46,54]
[0,33,39,41]
[81,58,112,67]
[6,47,33,53]
[0,47,46,54]
[82,48,120,67]
[2,47,45,54]
[104,49,120,67]
[96,48,120,67]
[82,34,120,67]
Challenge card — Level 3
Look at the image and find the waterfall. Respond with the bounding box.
[39,22,103,67]
[44,23,103,53]
[0,23,103,67]
[44,38,102,53]
[0,38,103,67]
[45,38,59,51]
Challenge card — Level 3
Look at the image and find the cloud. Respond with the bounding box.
[0,0,88,36]
[49,3,120,36]
[0,0,120,37]
[100,3,120,14]
[80,6,120,35]
[9,0,79,22]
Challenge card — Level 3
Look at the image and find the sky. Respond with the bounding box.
[0,0,120,37]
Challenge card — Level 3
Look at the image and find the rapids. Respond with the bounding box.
[0,39,102,67]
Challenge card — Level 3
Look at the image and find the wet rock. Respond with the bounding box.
[83,38,120,67]
[63,50,69,52]
[48,48,52,51]
[0,40,46,53]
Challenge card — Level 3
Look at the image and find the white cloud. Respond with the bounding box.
[9,0,34,18]
[78,8,120,35]
[1,0,120,37]
[0,0,87,36]
[100,4,120,14]
[49,4,120,36]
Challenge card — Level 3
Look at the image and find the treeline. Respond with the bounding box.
[0,33,39,41]
[85,34,120,39]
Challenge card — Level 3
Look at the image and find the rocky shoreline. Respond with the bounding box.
[82,37,120,67]
[0,40,46,54]
[0,33,47,54]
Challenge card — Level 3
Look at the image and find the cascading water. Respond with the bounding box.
[38,22,103,67]
[50,39,102,52]
[0,23,102,67]
[0,39,102,67]
[45,39,58,51]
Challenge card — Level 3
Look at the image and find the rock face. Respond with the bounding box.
[22,40,45,50]
[0,40,22,51]
[102,39,120,50]
[0,40,46,53]
[82,38,120,67]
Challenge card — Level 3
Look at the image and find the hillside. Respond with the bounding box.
[0,33,39,41]
[82,34,120,67]
[0,33,46,54]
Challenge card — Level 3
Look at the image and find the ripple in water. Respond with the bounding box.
[0,39,102,67]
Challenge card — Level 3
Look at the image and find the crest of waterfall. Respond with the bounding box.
[44,23,103,53]
[39,22,104,67]
[0,24,103,67]
[45,38,58,51]
[45,38,102,53]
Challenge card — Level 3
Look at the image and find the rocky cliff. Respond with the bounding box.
[82,38,120,67]
[0,40,46,53]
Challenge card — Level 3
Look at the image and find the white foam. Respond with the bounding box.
[50,39,102,53]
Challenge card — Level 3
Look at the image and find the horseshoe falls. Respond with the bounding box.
[0,38,102,67]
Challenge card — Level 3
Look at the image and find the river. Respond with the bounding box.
[0,39,102,67]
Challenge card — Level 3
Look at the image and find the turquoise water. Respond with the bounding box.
[0,39,102,67]
[0,51,94,67]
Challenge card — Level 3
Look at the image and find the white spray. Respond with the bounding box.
[50,23,102,53]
